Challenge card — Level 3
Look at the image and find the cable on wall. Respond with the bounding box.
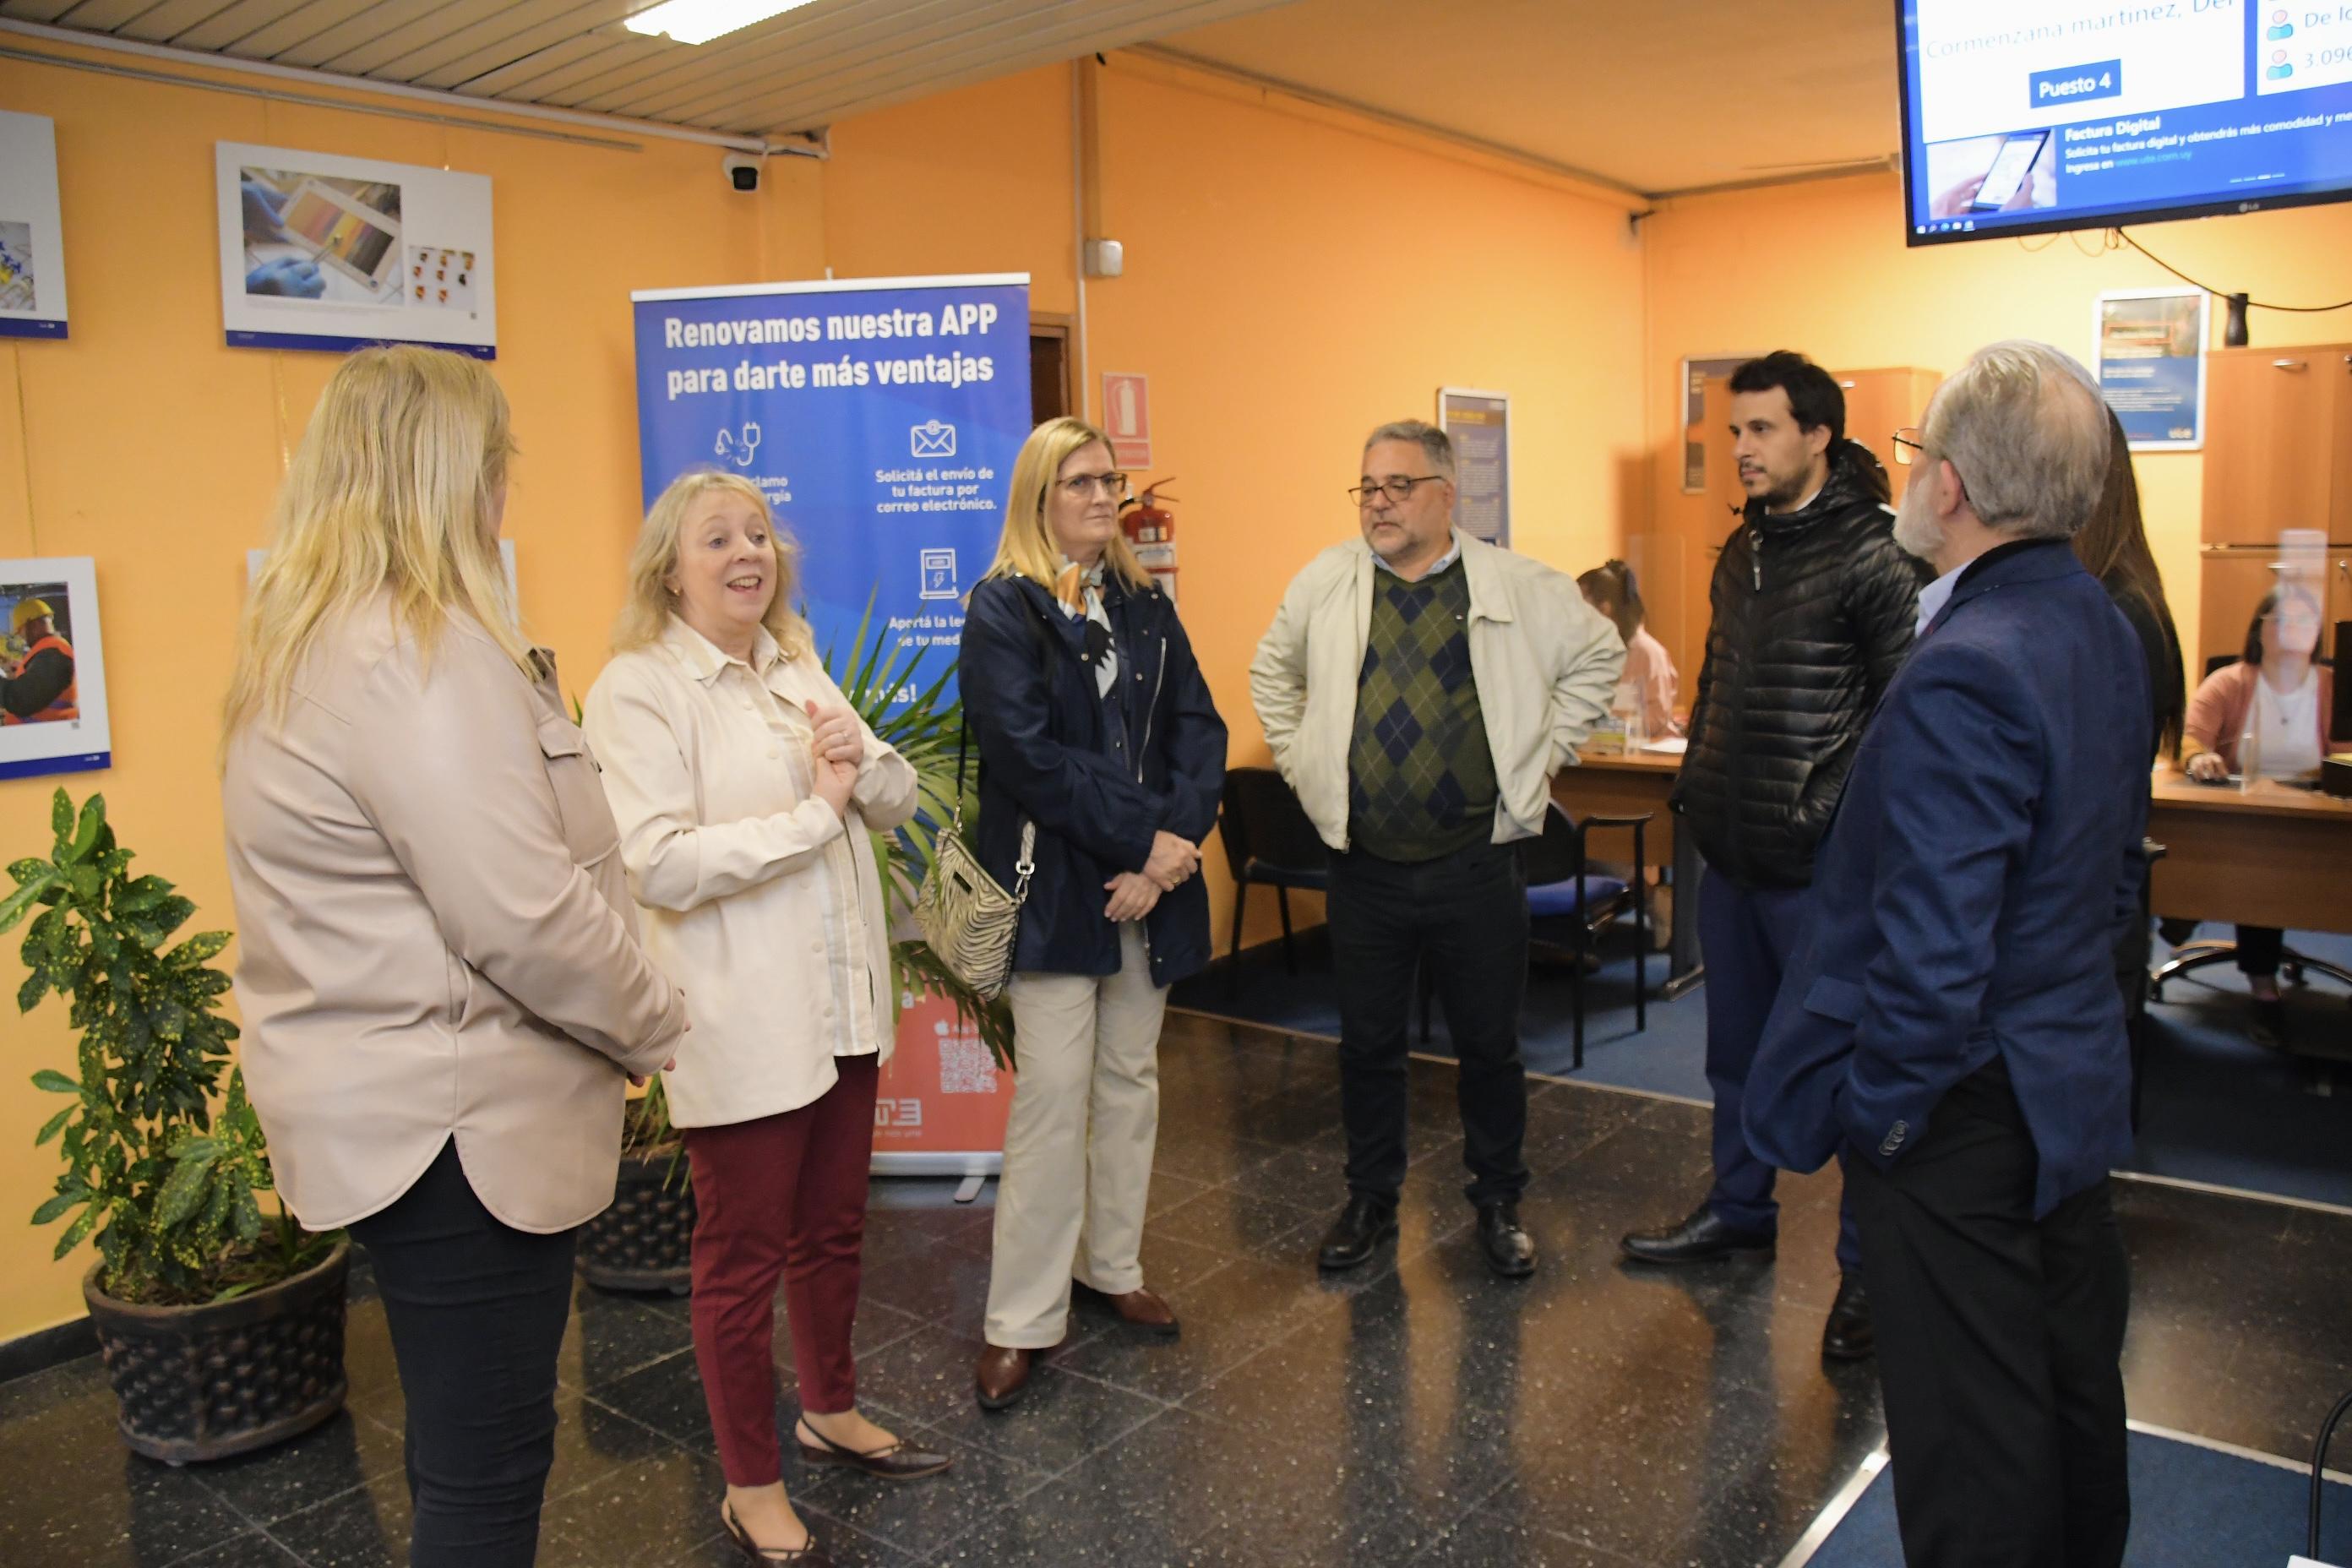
[2112,227,2352,313]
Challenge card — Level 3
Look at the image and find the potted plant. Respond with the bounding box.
[3,789,346,1465]
[574,597,1012,1295]
[575,1075,695,1293]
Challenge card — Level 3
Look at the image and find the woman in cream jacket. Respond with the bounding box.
[585,470,945,1566]
[223,346,688,1568]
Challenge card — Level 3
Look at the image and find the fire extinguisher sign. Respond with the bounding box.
[1102,372,1152,466]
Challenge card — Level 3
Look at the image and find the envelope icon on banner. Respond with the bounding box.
[911,420,958,459]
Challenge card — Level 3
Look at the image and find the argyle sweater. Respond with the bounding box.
[1346,557,1498,861]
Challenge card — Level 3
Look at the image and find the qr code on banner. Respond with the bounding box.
[936,1021,999,1095]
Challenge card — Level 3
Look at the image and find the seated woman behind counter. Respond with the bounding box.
[2173,585,2340,1048]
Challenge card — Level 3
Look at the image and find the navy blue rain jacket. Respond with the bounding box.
[960,571,1227,986]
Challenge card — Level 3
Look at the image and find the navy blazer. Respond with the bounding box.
[961,571,1226,987]
[1742,539,2150,1218]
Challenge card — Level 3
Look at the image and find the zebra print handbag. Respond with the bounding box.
[914,722,1036,1001]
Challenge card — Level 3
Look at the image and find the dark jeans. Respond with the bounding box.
[347,1140,578,1568]
[1698,867,1860,1269]
[1327,837,1529,1207]
[1849,1063,2131,1568]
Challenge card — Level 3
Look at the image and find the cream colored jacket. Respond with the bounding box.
[583,618,919,1130]
[224,598,689,1234]
[1250,531,1625,851]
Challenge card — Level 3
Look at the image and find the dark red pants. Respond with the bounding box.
[683,1059,879,1487]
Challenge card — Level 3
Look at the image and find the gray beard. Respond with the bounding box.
[1892,479,1946,563]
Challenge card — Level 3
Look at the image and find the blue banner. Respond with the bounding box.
[630,274,1032,689]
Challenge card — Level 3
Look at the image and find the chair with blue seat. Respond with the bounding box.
[1525,801,1652,1069]
[1417,801,1652,1069]
[1214,767,1331,997]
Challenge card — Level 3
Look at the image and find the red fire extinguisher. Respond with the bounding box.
[1121,478,1179,602]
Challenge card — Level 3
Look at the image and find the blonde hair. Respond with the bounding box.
[224,346,527,742]
[981,417,1152,592]
[612,469,810,659]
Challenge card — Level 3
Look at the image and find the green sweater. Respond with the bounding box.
[1346,557,1499,861]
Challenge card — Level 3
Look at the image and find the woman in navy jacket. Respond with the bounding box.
[962,416,1225,1410]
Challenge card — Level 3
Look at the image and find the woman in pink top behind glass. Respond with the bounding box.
[1577,559,1682,740]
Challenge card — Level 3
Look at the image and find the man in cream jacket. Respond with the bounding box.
[1250,419,1624,1279]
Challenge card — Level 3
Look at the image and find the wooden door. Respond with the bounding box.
[1832,368,1942,498]
[2201,345,2347,545]
[1028,313,1075,425]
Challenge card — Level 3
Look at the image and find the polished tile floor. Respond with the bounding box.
[4,1010,2349,1567]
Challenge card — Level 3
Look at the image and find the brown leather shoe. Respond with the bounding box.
[975,1345,1033,1411]
[1076,1281,1180,1337]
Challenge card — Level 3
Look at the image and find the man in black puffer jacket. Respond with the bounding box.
[1621,351,1927,1363]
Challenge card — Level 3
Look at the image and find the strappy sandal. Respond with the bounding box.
[795,1416,954,1480]
[721,1500,833,1565]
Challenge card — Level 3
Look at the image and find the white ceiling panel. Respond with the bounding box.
[5,0,1908,192]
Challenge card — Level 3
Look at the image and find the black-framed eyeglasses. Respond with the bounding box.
[1892,427,1925,466]
[1057,471,1130,500]
[1348,475,1443,507]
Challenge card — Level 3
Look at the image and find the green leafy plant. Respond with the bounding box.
[3,790,334,1306]
[825,591,1016,1072]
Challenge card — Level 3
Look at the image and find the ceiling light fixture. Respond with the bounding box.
[623,0,815,46]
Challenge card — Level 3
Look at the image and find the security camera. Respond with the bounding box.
[722,153,762,193]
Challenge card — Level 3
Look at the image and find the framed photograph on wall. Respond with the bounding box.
[0,558,109,781]
[0,111,68,340]
[216,143,496,358]
[1437,387,1511,547]
[2094,288,2208,452]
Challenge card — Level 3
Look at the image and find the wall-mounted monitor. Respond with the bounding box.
[1897,1,2352,245]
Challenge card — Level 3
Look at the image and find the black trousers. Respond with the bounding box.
[347,1140,579,1568]
[1848,1064,2131,1568]
[1327,837,1529,1206]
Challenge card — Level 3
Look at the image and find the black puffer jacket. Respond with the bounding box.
[1671,440,1928,890]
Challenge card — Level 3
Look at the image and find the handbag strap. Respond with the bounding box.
[954,589,1063,841]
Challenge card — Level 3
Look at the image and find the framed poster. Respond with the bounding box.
[1437,387,1510,547]
[216,143,496,358]
[0,111,68,340]
[2095,288,2207,451]
[0,558,108,781]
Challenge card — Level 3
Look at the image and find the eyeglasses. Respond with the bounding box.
[1892,427,1925,466]
[1057,471,1129,500]
[1348,475,1444,507]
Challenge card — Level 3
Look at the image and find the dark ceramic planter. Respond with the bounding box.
[83,1240,350,1466]
[577,1151,695,1295]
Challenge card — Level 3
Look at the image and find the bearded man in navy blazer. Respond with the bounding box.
[1744,340,2148,1568]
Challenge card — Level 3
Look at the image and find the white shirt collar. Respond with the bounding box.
[662,613,782,684]
[1373,530,1463,580]
[1915,562,1966,638]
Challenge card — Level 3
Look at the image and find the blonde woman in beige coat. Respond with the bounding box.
[585,471,945,1567]
[222,346,688,1568]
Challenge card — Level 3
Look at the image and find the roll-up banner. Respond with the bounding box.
[633,273,1031,1177]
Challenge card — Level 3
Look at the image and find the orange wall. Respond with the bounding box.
[0,45,826,1344]
[821,61,1652,955]
[0,52,1648,1346]
[1641,169,2352,670]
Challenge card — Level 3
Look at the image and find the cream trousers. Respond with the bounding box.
[984,923,1168,1348]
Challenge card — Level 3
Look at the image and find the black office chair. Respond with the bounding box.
[1416,802,1651,1070]
[1214,767,1330,995]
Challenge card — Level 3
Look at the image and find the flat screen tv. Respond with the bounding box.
[1897,0,2352,244]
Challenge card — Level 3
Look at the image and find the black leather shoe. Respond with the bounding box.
[1316,1195,1397,1271]
[1476,1201,1537,1278]
[1821,1273,1874,1362]
[1620,1203,1776,1266]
